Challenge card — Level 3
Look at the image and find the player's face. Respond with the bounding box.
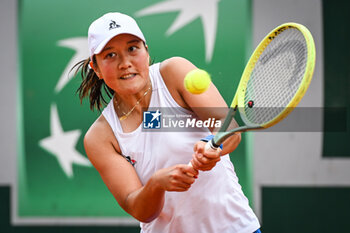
[94,34,150,95]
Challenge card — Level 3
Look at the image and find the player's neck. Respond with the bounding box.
[113,83,152,121]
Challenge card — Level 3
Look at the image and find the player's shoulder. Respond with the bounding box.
[158,57,198,109]
[160,56,194,74]
[84,115,116,152]
[159,57,197,84]
[84,114,124,171]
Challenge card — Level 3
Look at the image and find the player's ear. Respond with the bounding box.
[89,61,94,70]
[144,42,149,52]
[89,60,102,79]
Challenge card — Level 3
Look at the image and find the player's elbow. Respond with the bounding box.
[137,214,158,223]
[124,194,164,224]
[132,209,161,223]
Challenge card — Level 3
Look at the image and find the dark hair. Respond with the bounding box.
[73,56,114,112]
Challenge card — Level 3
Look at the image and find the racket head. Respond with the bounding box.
[231,22,316,130]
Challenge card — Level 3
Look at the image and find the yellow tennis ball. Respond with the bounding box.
[184,69,211,94]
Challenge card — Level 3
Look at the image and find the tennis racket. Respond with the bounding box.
[203,22,316,151]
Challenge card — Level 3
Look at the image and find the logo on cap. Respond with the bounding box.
[109,20,121,30]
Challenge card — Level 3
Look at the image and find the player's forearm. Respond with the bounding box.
[124,176,165,223]
[221,133,241,155]
[219,116,241,155]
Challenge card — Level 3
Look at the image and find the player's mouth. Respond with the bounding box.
[120,73,137,80]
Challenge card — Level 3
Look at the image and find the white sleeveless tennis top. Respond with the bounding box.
[102,63,260,233]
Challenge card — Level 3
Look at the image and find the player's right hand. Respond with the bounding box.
[190,141,221,171]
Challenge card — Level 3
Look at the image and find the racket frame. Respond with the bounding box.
[211,22,316,148]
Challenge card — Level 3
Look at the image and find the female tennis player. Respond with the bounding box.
[76,12,261,233]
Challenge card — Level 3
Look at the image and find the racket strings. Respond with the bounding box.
[244,28,308,125]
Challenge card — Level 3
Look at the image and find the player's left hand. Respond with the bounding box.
[190,141,221,171]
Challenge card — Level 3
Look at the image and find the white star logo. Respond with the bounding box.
[39,104,91,178]
[151,110,162,122]
[135,0,220,63]
[55,37,89,93]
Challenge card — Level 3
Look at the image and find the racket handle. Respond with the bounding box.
[205,139,220,151]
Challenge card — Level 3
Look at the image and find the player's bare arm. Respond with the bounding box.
[84,115,198,223]
[159,57,241,170]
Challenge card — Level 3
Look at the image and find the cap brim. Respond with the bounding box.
[93,31,146,56]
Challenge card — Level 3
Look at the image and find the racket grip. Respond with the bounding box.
[205,139,220,151]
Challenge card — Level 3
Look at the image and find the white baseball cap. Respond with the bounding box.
[88,12,146,58]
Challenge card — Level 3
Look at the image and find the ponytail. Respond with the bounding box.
[73,56,114,111]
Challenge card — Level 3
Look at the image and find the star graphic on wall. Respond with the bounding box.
[39,104,91,178]
[135,0,220,63]
[55,37,89,93]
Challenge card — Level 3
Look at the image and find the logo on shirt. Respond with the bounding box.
[143,110,162,129]
[125,156,137,166]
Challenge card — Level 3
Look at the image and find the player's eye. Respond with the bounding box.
[105,52,116,59]
[128,46,138,53]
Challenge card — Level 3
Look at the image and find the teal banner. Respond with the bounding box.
[18,0,252,221]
